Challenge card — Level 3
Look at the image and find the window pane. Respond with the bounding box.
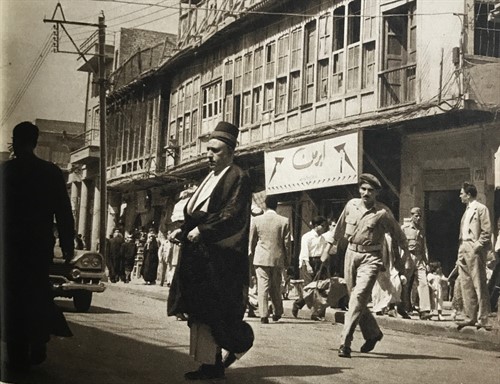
[348,0,361,45]
[333,6,345,51]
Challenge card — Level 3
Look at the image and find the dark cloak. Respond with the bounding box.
[167,164,253,354]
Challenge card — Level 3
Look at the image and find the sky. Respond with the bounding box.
[0,0,179,152]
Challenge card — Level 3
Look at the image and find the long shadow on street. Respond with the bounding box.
[5,321,348,384]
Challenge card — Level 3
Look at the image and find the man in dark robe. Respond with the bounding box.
[168,121,253,380]
[1,122,74,377]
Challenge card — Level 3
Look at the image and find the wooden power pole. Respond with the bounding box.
[44,3,107,257]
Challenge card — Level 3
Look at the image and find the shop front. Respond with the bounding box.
[264,131,361,274]
[400,122,500,275]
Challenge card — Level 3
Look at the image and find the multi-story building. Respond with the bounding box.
[102,1,499,275]
[69,28,176,251]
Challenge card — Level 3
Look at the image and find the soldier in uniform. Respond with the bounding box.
[332,173,410,358]
[401,207,432,320]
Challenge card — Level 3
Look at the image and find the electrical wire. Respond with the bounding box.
[1,34,53,126]
[91,0,466,19]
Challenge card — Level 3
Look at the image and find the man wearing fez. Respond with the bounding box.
[332,173,410,358]
[168,121,253,380]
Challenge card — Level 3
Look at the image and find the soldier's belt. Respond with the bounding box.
[348,243,382,252]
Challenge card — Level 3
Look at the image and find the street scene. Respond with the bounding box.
[12,282,500,384]
[1,0,500,383]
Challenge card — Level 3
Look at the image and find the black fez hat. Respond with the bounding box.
[209,121,239,149]
[358,173,382,189]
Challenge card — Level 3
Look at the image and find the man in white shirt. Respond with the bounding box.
[292,216,328,320]
[456,182,492,330]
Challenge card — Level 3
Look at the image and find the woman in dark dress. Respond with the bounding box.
[141,231,159,285]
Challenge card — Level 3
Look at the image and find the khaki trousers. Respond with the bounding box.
[457,242,491,323]
[255,265,284,318]
[341,249,383,348]
[402,254,431,312]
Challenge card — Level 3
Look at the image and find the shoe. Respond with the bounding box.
[272,314,281,322]
[338,345,351,358]
[223,352,237,368]
[360,333,383,353]
[260,317,269,324]
[292,302,299,318]
[475,321,493,331]
[386,309,397,318]
[456,320,475,330]
[419,311,433,320]
[396,306,411,319]
[184,364,225,380]
[176,313,187,321]
[311,315,325,321]
[437,314,445,321]
[247,309,258,318]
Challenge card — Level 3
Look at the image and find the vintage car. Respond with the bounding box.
[50,248,106,312]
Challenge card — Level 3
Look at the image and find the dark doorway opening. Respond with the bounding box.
[424,190,464,276]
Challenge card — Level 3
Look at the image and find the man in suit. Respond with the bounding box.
[250,195,291,324]
[167,121,253,381]
[456,182,492,330]
[1,122,75,376]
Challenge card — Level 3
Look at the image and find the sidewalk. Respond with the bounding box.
[104,279,500,349]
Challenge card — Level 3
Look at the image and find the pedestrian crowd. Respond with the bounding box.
[100,127,500,373]
[2,121,499,382]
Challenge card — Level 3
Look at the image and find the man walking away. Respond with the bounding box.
[250,195,291,324]
[1,122,74,378]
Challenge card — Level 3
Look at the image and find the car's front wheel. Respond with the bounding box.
[73,290,92,312]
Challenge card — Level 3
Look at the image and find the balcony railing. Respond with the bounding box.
[77,129,100,147]
[379,63,416,108]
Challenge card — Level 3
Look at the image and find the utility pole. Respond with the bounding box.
[97,14,107,259]
[44,3,108,258]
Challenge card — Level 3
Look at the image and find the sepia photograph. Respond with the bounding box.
[1,0,499,383]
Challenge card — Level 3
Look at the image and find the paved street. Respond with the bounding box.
[7,284,499,384]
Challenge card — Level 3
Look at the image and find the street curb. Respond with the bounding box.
[104,282,500,349]
[281,304,500,349]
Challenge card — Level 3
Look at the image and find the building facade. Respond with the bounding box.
[101,0,499,274]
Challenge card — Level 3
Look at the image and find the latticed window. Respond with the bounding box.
[277,35,289,76]
[276,77,287,114]
[474,1,500,57]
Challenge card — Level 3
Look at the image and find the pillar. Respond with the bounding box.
[91,183,101,252]
[78,180,88,240]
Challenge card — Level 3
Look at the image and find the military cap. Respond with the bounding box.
[358,173,382,189]
[410,207,422,215]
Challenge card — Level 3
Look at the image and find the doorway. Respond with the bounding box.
[424,190,465,276]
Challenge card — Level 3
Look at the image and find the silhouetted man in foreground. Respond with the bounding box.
[1,121,75,378]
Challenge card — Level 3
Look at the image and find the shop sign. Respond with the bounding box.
[264,132,359,195]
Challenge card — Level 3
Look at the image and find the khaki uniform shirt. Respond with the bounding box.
[401,221,428,268]
[333,198,408,251]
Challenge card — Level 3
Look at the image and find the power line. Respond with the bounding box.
[1,34,53,126]
[91,0,465,19]
[67,0,176,35]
